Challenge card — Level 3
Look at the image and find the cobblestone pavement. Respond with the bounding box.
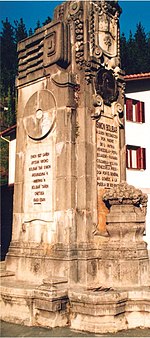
[1,321,150,337]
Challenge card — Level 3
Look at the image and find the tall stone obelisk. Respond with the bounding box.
[5,0,125,285]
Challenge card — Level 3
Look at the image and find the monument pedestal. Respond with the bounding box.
[69,286,150,334]
[69,287,128,334]
[102,182,149,287]
[0,276,69,328]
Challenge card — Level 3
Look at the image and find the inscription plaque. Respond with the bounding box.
[96,118,120,189]
[24,139,54,222]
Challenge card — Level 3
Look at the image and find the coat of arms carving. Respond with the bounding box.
[96,13,117,57]
[90,1,120,60]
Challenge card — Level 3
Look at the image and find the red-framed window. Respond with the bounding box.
[126,98,145,123]
[126,145,146,170]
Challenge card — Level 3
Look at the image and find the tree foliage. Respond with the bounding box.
[34,20,41,32]
[120,22,150,74]
[42,16,52,26]
[29,27,33,36]
[0,18,17,99]
[14,18,28,43]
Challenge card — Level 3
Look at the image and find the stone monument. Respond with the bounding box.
[1,1,149,333]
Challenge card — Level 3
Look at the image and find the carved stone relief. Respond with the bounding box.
[68,1,84,69]
[89,1,121,60]
[23,90,56,223]
[43,22,70,68]
[95,68,118,106]
[24,90,56,140]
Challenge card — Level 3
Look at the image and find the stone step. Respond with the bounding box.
[0,261,6,271]
[0,278,69,327]
[0,270,15,277]
[0,260,15,277]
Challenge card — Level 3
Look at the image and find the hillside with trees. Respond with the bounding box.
[120,22,150,74]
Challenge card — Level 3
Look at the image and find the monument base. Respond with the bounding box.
[1,272,150,333]
[69,286,150,333]
[69,287,128,334]
[1,183,150,333]
[0,275,69,328]
[5,241,78,284]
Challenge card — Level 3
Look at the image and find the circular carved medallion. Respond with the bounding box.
[24,90,56,140]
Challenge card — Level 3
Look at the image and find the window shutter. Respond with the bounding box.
[141,148,146,169]
[135,102,140,122]
[126,99,133,121]
[140,102,145,123]
[137,147,146,169]
[126,147,129,168]
[137,147,141,169]
[136,101,145,123]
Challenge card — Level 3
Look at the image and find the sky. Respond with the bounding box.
[0,1,150,38]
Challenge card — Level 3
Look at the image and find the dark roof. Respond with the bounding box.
[0,124,16,137]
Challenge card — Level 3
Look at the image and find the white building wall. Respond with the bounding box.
[125,90,150,248]
[9,139,16,185]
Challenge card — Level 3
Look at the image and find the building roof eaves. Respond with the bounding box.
[0,124,17,137]
[125,73,150,81]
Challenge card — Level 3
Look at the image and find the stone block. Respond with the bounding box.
[0,279,36,326]
[69,289,128,333]
[33,277,69,327]
[125,289,150,329]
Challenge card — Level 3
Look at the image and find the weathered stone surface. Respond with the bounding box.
[103,181,148,207]
[69,288,128,333]
[69,287,150,333]
[1,0,150,334]
[0,278,37,326]
[99,182,149,287]
[0,277,69,327]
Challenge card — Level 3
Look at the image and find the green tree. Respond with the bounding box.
[0,18,17,129]
[134,22,149,73]
[5,87,16,127]
[34,20,41,32]
[42,16,52,26]
[0,18,16,97]
[14,18,28,43]
[120,33,128,71]
[147,32,150,69]
[126,30,137,74]
[28,27,33,36]
[1,17,28,129]
[120,22,150,74]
